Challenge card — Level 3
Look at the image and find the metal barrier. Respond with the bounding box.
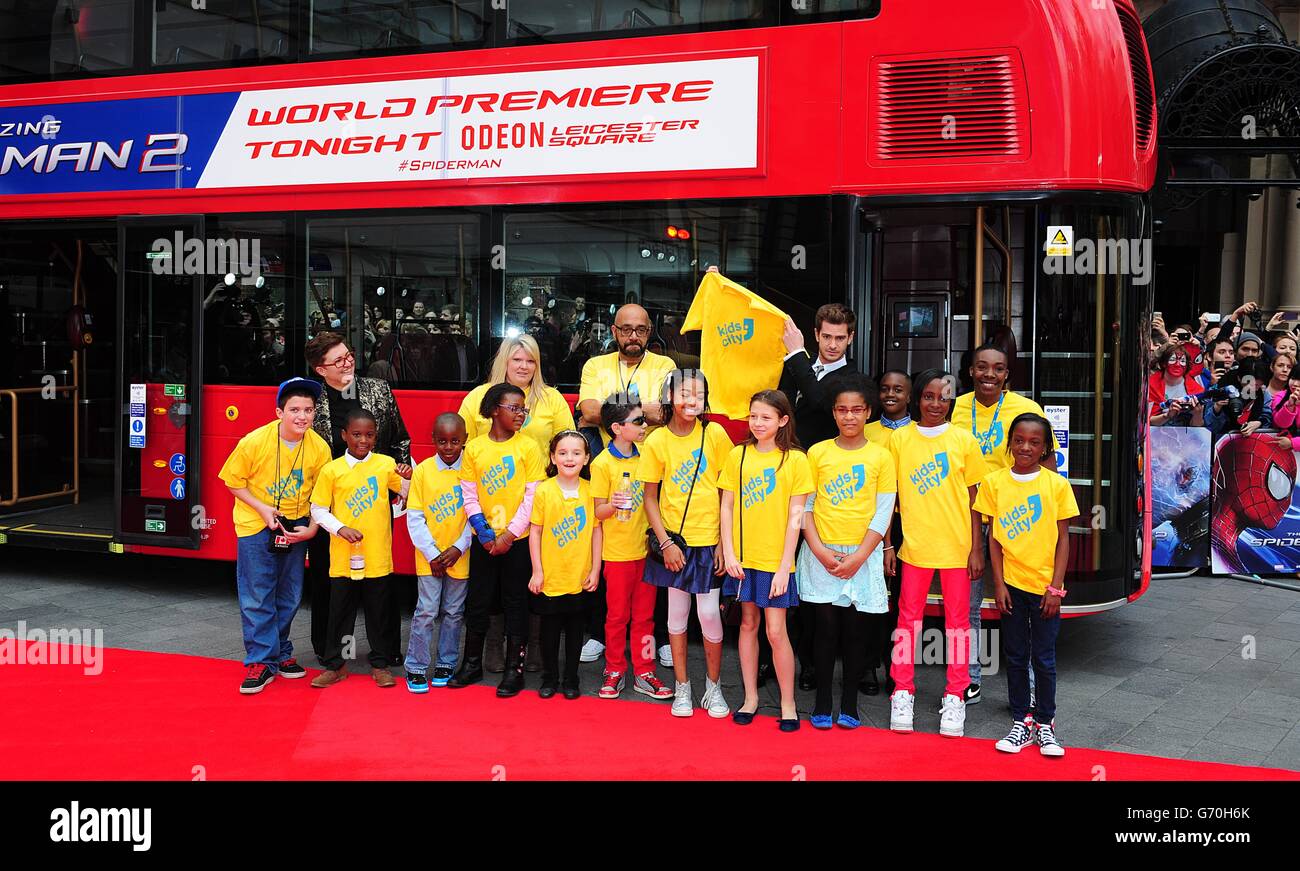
[0,385,79,507]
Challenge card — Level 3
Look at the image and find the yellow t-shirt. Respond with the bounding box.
[973,467,1080,594]
[218,421,333,537]
[407,457,471,579]
[637,420,733,547]
[457,383,574,456]
[864,419,910,447]
[589,446,647,561]
[310,453,404,578]
[680,272,790,419]
[459,432,546,534]
[888,424,989,569]
[579,350,677,409]
[530,478,599,596]
[806,438,897,546]
[718,444,814,572]
[950,391,1060,472]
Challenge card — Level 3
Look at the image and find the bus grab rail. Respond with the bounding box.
[0,386,79,508]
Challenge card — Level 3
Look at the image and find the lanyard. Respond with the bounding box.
[618,355,644,397]
[972,392,1006,454]
[273,429,307,517]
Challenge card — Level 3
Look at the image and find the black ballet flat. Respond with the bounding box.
[779,717,801,733]
[733,709,757,726]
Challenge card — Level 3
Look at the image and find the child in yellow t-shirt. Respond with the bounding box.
[974,412,1079,758]
[719,389,814,732]
[589,394,673,701]
[403,412,472,693]
[887,369,988,739]
[308,408,412,689]
[528,431,602,699]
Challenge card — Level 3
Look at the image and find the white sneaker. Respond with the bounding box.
[1036,719,1066,757]
[579,638,605,663]
[671,680,694,717]
[889,690,915,733]
[701,677,730,718]
[939,693,966,738]
[658,644,673,668]
[995,717,1036,753]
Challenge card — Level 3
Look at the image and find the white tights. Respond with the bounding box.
[666,587,723,644]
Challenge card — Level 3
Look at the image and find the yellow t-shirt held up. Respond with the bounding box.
[680,272,790,420]
[806,438,897,547]
[718,445,814,572]
[407,457,471,580]
[459,432,546,534]
[531,478,600,596]
[637,420,733,548]
[950,391,1060,472]
[973,467,1079,595]
[310,452,404,579]
[219,421,332,537]
[590,447,648,561]
[888,424,989,569]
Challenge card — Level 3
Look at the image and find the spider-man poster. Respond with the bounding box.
[1211,432,1300,574]
[1150,427,1211,568]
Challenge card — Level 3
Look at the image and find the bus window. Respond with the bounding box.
[500,197,837,390]
[506,0,773,41]
[306,214,481,388]
[201,219,291,386]
[0,0,135,80]
[154,0,296,67]
[308,0,487,56]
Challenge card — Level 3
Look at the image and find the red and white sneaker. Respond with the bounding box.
[634,672,674,699]
[598,671,626,699]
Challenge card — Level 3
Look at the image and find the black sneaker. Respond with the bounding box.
[278,658,306,679]
[239,664,274,695]
[406,671,429,694]
[430,667,454,687]
[964,683,982,705]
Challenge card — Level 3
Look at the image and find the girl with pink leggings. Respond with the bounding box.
[886,369,990,738]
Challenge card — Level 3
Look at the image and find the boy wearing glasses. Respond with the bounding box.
[589,394,675,701]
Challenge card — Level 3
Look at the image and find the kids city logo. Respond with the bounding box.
[823,464,866,506]
[716,318,755,348]
[670,449,705,494]
[909,452,949,495]
[998,494,1043,539]
[741,468,777,510]
[265,469,304,503]
[976,422,1004,455]
[430,485,464,523]
[551,506,588,547]
[624,479,645,512]
[483,456,517,495]
[344,476,380,519]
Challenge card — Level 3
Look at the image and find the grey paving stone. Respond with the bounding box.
[1194,621,1265,643]
[1059,715,1135,749]
[1113,719,1207,758]
[1232,689,1300,729]
[1259,620,1300,643]
[1087,689,1165,721]
[1111,668,1196,700]
[1256,669,1300,701]
[1202,716,1291,753]
[1184,740,1269,767]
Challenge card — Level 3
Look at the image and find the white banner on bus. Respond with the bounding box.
[196,56,760,188]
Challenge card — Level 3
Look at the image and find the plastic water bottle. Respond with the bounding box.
[615,472,634,523]
[349,541,365,580]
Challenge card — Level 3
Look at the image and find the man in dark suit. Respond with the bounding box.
[774,303,858,690]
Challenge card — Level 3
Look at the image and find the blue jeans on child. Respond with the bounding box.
[1001,584,1059,722]
[236,528,308,671]
[405,573,469,673]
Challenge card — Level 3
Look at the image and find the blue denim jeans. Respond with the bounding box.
[404,573,469,673]
[1001,585,1060,722]
[236,528,308,670]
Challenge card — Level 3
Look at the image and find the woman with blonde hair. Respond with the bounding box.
[457,333,575,673]
[457,334,574,453]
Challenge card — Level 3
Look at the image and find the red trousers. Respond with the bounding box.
[889,562,971,696]
[603,559,655,674]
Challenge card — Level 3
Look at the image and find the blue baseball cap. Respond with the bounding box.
[277,377,323,406]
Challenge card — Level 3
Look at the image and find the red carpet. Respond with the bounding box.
[3,644,1297,781]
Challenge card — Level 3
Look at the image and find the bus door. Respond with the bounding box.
[880,293,951,377]
[114,217,205,549]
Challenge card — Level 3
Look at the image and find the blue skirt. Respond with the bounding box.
[723,568,800,609]
[643,543,721,594]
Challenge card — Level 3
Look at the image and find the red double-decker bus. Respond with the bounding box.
[0,0,1156,614]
